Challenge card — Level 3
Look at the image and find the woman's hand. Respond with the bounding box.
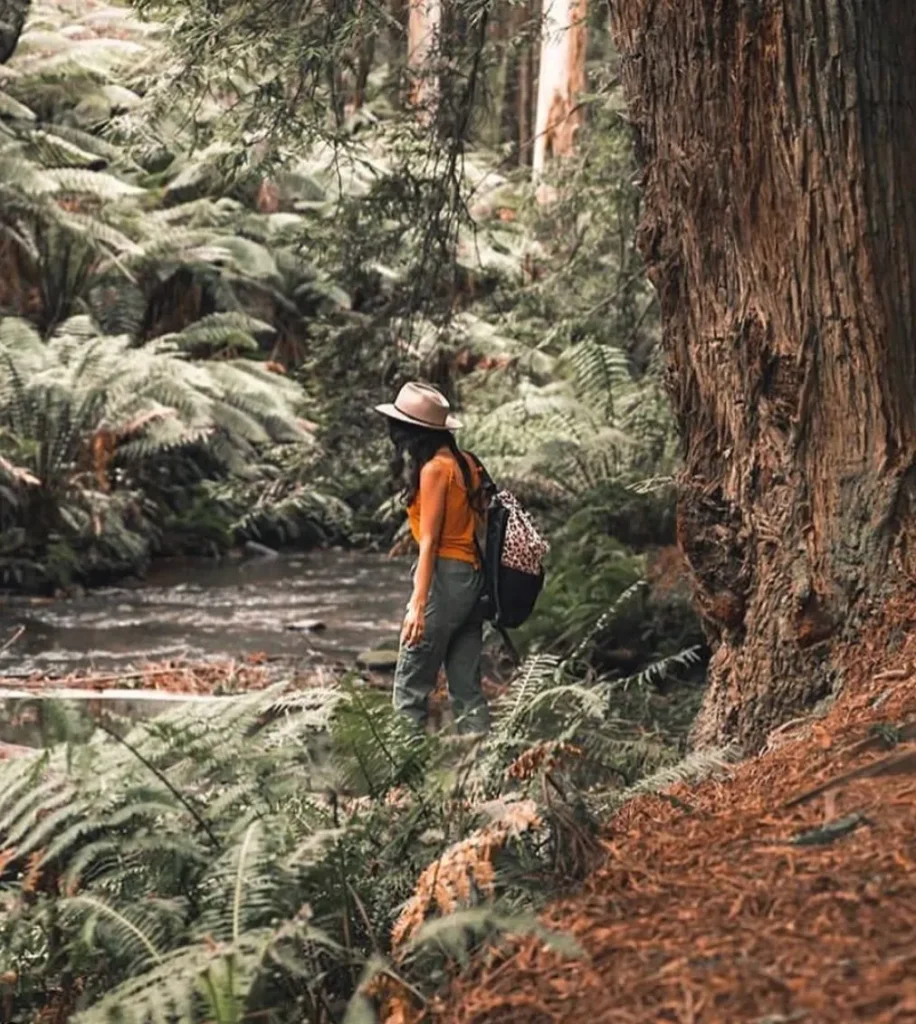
[401,599,425,648]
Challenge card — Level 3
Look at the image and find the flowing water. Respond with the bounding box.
[0,550,411,678]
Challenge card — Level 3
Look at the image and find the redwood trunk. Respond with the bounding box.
[609,1,916,749]
[407,0,441,117]
[532,0,587,177]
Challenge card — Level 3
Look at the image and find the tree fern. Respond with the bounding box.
[0,319,302,474]
[465,355,674,502]
[0,316,315,587]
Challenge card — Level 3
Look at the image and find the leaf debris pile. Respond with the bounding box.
[4,656,278,695]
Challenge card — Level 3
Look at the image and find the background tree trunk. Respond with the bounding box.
[514,8,535,167]
[532,0,587,178]
[349,0,376,112]
[500,0,538,167]
[407,0,441,119]
[476,2,508,150]
[0,0,30,64]
[609,0,916,749]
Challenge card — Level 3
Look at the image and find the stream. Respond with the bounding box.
[0,550,411,678]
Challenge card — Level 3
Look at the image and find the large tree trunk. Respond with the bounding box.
[609,1,916,750]
[532,0,587,178]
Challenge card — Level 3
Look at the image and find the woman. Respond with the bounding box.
[375,381,489,735]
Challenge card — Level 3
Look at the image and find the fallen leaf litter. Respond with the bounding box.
[427,594,916,1024]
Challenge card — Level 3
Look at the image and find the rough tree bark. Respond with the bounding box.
[532,0,587,178]
[407,0,441,118]
[0,0,30,64]
[499,0,538,166]
[609,0,916,749]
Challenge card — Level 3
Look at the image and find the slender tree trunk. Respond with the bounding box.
[516,14,535,167]
[609,0,916,750]
[477,3,509,151]
[407,0,441,119]
[532,0,587,178]
[501,0,537,166]
[349,0,376,112]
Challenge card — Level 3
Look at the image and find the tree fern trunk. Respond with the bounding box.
[609,0,916,749]
[0,0,29,64]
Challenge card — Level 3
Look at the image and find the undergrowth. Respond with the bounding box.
[0,636,721,1024]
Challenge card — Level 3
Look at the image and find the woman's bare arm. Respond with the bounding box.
[401,459,448,647]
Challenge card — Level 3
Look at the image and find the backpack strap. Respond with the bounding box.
[466,451,496,496]
[466,452,520,667]
[465,450,490,568]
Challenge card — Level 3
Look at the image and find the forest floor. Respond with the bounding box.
[0,656,510,758]
[0,656,280,695]
[0,656,508,699]
[432,591,916,1024]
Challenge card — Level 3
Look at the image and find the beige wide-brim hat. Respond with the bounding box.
[375,381,462,431]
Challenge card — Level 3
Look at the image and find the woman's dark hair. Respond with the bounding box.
[387,418,482,512]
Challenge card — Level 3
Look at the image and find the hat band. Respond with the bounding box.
[394,401,445,426]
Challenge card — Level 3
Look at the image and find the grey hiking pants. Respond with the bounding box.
[393,557,489,735]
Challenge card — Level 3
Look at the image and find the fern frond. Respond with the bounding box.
[65,894,164,966]
[620,645,706,689]
[44,166,142,199]
[165,312,274,354]
[25,129,111,169]
[561,338,631,408]
[623,744,742,797]
[0,88,35,120]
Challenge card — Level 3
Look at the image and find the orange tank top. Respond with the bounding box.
[407,451,481,566]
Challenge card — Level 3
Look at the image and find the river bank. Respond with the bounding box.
[0,549,410,678]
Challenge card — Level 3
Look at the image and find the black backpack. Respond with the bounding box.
[468,453,549,635]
